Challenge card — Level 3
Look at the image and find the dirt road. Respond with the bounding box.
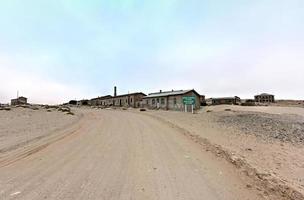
[0,109,262,200]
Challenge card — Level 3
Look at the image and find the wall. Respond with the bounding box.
[143,91,201,111]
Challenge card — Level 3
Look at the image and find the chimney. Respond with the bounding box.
[114,86,117,97]
[160,90,162,93]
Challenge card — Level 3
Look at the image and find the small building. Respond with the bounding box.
[211,96,241,105]
[11,96,27,106]
[254,93,275,103]
[200,95,206,106]
[142,89,201,111]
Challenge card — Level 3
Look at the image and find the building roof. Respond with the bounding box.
[143,89,199,99]
[11,96,27,101]
[211,96,240,100]
[255,93,274,96]
[112,92,146,98]
[90,95,112,101]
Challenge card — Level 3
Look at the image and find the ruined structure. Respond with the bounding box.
[254,93,275,103]
[142,89,201,111]
[11,96,27,106]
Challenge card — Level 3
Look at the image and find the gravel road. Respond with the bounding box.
[0,109,262,200]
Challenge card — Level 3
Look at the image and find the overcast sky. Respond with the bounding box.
[0,0,303,104]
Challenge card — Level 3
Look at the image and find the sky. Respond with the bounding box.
[0,0,303,104]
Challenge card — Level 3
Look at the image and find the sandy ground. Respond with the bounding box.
[0,107,80,153]
[145,105,304,199]
[0,108,266,200]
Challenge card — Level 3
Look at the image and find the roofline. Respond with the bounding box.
[211,96,241,100]
[111,92,146,98]
[254,94,274,97]
[143,89,200,99]
[90,95,113,100]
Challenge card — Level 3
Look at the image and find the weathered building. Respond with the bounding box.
[142,89,201,111]
[200,95,206,106]
[101,93,146,108]
[11,96,27,106]
[211,96,241,105]
[90,95,112,106]
[77,99,90,106]
[254,93,275,103]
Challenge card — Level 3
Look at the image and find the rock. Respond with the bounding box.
[66,111,75,115]
[206,110,212,113]
[58,107,70,112]
[140,108,146,112]
[225,109,232,111]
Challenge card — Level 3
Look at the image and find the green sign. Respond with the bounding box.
[183,96,196,105]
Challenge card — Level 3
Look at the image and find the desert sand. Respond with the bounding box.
[145,105,304,199]
[0,105,303,199]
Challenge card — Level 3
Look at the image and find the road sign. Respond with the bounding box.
[183,96,196,105]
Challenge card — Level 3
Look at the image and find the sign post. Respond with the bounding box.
[183,96,196,114]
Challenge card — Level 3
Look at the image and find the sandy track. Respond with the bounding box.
[0,109,262,200]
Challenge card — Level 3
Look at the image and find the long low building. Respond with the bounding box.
[90,95,112,106]
[211,96,241,105]
[88,87,146,108]
[101,92,146,108]
[142,89,201,111]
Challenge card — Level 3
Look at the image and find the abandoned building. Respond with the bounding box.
[109,93,146,108]
[211,96,241,105]
[11,96,27,106]
[77,99,90,106]
[142,89,201,111]
[90,95,112,106]
[88,87,146,108]
[68,100,78,105]
[200,95,206,106]
[254,93,275,103]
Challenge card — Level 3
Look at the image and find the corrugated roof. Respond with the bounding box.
[143,90,193,98]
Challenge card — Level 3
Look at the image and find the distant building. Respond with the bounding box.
[255,93,275,103]
[142,89,201,111]
[11,96,27,106]
[200,95,206,106]
[90,95,112,106]
[77,99,90,106]
[211,96,241,105]
[102,93,146,108]
[90,87,146,108]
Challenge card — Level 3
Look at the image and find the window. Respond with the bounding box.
[152,99,155,105]
[130,98,133,103]
[173,98,177,105]
[161,98,165,105]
